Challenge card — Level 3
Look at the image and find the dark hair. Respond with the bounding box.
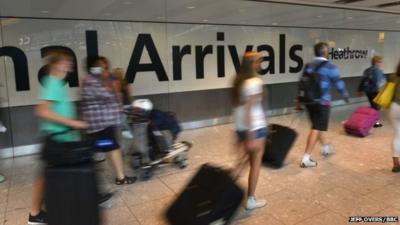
[86,56,109,73]
[231,51,259,106]
[314,42,329,57]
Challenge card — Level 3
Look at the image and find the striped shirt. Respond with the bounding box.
[80,74,121,133]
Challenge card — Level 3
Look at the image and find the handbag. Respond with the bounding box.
[41,129,95,166]
[373,82,396,109]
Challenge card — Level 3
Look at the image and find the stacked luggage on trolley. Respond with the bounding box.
[124,99,192,180]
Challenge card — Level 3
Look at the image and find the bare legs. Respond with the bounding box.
[231,138,266,198]
[30,176,45,215]
[247,138,265,197]
[304,129,331,154]
[107,149,125,180]
[304,129,320,155]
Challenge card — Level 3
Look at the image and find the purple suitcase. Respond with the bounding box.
[344,107,379,137]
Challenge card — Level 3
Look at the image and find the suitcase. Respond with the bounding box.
[44,162,100,225]
[166,164,244,225]
[263,124,298,168]
[343,107,379,137]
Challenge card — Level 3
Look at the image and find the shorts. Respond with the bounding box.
[236,127,267,143]
[306,104,330,131]
[88,126,120,152]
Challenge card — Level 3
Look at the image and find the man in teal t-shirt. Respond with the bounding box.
[29,51,88,225]
[39,75,80,142]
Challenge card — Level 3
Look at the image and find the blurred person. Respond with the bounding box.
[0,121,6,184]
[296,42,349,168]
[389,62,400,173]
[112,68,133,107]
[0,174,4,183]
[230,51,267,210]
[81,56,136,185]
[112,68,134,141]
[358,55,386,127]
[28,50,88,225]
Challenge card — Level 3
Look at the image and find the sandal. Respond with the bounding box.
[392,166,400,173]
[115,176,137,185]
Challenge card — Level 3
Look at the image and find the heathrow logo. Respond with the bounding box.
[329,47,368,60]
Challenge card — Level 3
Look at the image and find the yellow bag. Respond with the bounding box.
[373,82,396,109]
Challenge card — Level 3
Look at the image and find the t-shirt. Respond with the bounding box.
[39,75,79,142]
[233,77,267,131]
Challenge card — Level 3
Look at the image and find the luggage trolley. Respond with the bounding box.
[125,105,191,180]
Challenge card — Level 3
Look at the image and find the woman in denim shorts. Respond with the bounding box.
[230,51,267,211]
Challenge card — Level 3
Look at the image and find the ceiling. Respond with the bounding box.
[0,0,399,31]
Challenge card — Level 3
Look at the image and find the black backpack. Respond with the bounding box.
[358,69,375,93]
[298,61,328,103]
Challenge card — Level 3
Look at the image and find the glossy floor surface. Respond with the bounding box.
[0,103,399,225]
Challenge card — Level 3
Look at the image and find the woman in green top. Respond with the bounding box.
[28,50,87,225]
[389,62,400,173]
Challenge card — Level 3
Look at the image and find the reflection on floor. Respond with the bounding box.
[0,103,400,225]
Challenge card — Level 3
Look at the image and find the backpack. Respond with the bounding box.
[149,109,182,139]
[358,68,376,93]
[298,61,328,103]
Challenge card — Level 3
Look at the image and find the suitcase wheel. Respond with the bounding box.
[141,166,153,180]
[131,155,142,170]
[174,155,187,169]
[177,159,187,169]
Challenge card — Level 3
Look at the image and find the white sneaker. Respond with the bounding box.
[245,196,266,210]
[122,130,134,139]
[0,125,6,133]
[300,158,317,168]
[321,145,334,157]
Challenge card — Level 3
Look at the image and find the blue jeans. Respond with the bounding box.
[236,127,267,143]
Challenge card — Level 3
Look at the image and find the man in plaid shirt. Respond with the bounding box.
[81,56,136,185]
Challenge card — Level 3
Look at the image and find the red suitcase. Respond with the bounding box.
[343,107,379,137]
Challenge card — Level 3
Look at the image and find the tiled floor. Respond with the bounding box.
[1,103,400,225]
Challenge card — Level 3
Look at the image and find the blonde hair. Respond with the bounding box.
[45,50,72,67]
[232,51,260,106]
[371,55,383,66]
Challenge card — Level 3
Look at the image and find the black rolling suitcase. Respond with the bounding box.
[263,124,298,168]
[166,164,244,225]
[44,162,100,225]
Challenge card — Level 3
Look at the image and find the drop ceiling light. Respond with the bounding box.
[272,22,278,25]
[40,10,49,14]
[346,16,353,20]
[187,6,196,9]
[202,19,209,22]
[156,16,165,19]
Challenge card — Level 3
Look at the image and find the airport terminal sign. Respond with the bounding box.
[0,19,398,106]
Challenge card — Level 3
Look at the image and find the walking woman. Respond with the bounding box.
[230,51,267,210]
[389,61,400,173]
[28,50,88,224]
